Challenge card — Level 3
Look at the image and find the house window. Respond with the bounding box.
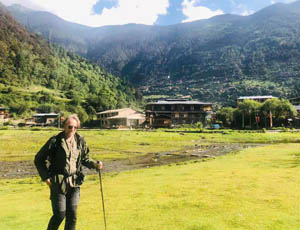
[154,105,160,111]
[175,113,179,118]
[161,105,165,111]
[191,105,194,111]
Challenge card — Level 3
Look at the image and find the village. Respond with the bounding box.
[0,95,299,129]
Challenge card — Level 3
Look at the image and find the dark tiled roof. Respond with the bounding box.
[147,100,212,105]
[294,105,300,110]
[237,96,275,100]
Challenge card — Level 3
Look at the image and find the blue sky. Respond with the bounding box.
[1,0,297,27]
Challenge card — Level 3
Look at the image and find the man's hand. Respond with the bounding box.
[45,178,51,187]
[95,161,103,170]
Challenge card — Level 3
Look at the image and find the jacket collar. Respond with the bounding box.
[57,131,81,141]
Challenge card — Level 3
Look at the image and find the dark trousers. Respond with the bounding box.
[47,185,80,230]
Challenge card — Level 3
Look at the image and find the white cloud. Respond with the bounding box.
[1,0,45,10]
[182,0,223,23]
[93,0,169,26]
[235,4,254,16]
[2,0,169,27]
[271,0,297,4]
[240,9,254,16]
[29,0,99,26]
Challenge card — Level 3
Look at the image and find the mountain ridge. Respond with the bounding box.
[0,4,137,120]
[6,1,300,105]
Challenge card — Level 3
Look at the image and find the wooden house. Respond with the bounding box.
[0,107,9,120]
[294,105,300,114]
[26,113,59,126]
[237,96,276,104]
[145,99,213,128]
[97,108,145,128]
[289,96,300,105]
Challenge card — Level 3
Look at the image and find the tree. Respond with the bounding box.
[261,98,297,127]
[86,105,96,121]
[237,99,261,128]
[276,99,297,120]
[216,107,235,128]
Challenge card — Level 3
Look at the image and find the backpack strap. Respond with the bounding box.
[76,134,85,174]
[48,134,60,161]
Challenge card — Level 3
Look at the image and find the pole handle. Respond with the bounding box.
[98,169,107,230]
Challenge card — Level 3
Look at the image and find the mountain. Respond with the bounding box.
[7,4,91,56]
[0,4,137,121]
[7,1,300,105]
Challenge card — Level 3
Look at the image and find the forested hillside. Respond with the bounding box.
[0,3,137,121]
[7,1,300,105]
[6,4,91,56]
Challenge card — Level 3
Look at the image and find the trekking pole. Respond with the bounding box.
[98,168,107,230]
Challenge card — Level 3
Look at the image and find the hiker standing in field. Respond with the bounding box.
[34,114,103,230]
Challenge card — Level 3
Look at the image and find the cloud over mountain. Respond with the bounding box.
[1,0,298,26]
[182,0,223,22]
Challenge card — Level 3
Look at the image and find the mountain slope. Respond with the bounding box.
[0,3,137,120]
[7,4,91,56]
[7,1,300,105]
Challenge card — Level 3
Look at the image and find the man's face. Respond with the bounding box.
[64,118,78,138]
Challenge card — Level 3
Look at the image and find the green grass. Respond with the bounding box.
[1,129,300,161]
[1,143,300,229]
[0,129,205,161]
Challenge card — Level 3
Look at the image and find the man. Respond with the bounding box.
[34,114,103,230]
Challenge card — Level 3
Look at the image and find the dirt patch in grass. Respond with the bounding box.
[0,143,261,179]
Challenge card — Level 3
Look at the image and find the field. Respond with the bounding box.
[0,128,300,229]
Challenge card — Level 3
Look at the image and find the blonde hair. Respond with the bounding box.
[63,114,81,128]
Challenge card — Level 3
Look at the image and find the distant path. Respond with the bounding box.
[0,143,262,179]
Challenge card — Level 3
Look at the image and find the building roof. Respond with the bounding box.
[107,113,145,120]
[147,100,212,105]
[96,108,136,115]
[237,96,275,100]
[33,113,58,117]
[289,96,300,100]
[294,105,300,111]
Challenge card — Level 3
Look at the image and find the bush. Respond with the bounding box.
[195,122,203,129]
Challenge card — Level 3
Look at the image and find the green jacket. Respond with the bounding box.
[34,131,96,183]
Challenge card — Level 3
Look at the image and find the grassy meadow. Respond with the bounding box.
[1,128,300,161]
[0,129,300,229]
